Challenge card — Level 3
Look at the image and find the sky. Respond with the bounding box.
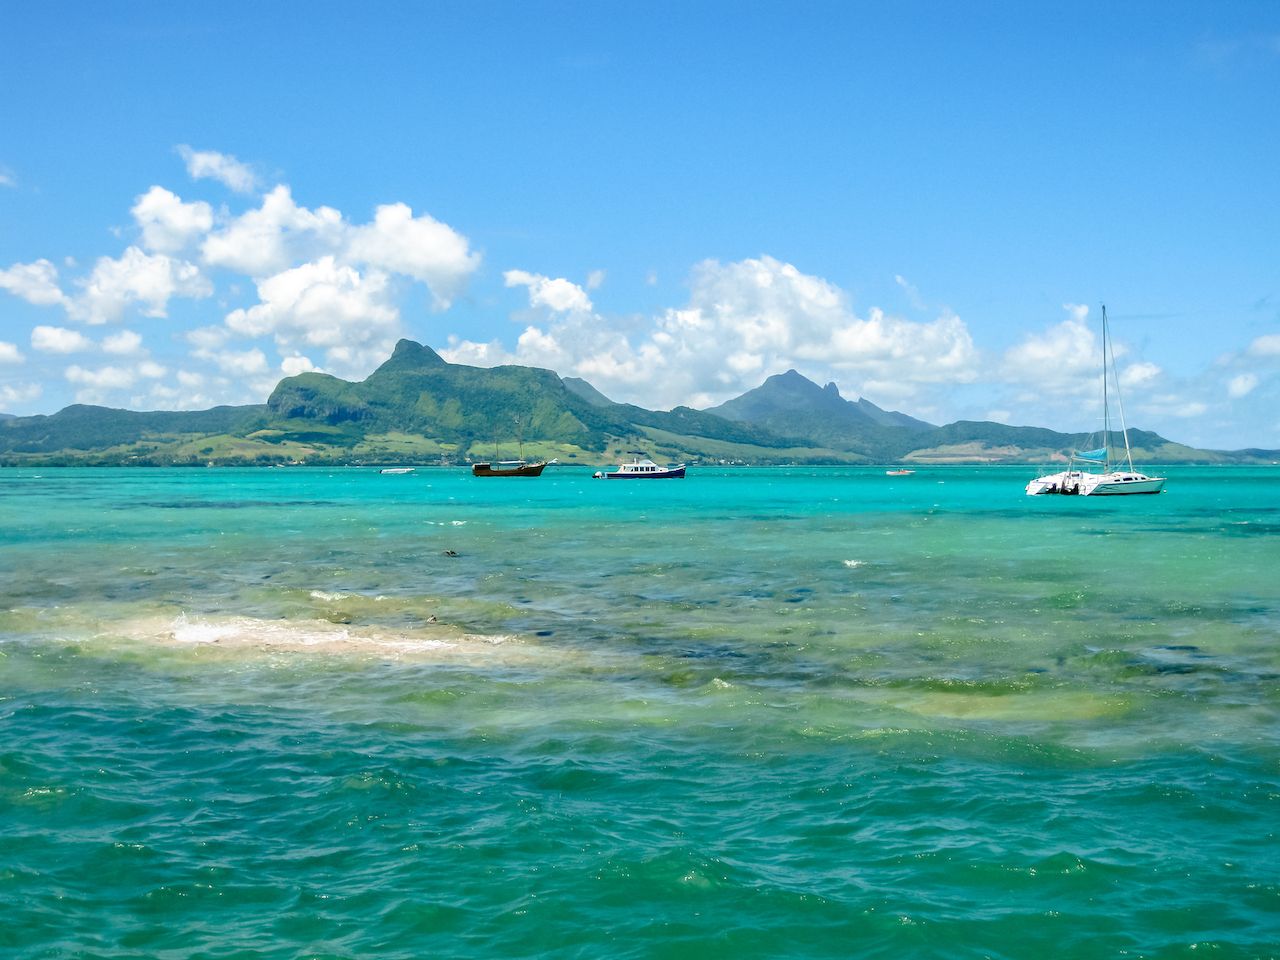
[1,1,1277,449]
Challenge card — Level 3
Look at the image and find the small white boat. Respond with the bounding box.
[379,467,415,475]
[1026,305,1165,498]
[885,469,915,476]
[593,454,686,479]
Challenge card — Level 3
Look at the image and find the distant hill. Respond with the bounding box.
[562,377,615,407]
[708,369,933,456]
[1,340,1275,465]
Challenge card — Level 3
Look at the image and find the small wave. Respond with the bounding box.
[843,560,864,569]
[309,590,350,602]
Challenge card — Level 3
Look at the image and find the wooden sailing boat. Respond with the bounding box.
[471,419,552,477]
[1026,305,1166,496]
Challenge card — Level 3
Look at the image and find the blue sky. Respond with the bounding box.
[1,1,1277,448]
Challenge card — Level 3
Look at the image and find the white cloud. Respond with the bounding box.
[65,364,136,389]
[0,341,24,363]
[202,185,343,277]
[203,348,269,377]
[1003,311,1098,395]
[347,202,480,309]
[586,269,606,291]
[0,168,15,188]
[505,269,593,314]
[0,259,68,307]
[31,325,94,354]
[177,145,258,193]
[280,355,317,377]
[1227,372,1259,398]
[1,382,42,406]
[186,325,232,351]
[132,186,213,254]
[176,370,206,388]
[102,329,144,355]
[451,256,979,411]
[138,360,167,379]
[1248,333,1280,357]
[1120,361,1161,389]
[73,246,211,324]
[224,256,398,376]
[894,274,926,311]
[440,336,516,368]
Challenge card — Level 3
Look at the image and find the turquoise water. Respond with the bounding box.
[2,465,1277,958]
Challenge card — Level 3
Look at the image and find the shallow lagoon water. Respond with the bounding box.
[2,465,1278,957]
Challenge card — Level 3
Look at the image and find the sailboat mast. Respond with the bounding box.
[1101,304,1110,471]
[1102,304,1137,473]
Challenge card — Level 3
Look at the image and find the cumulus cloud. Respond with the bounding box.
[224,256,398,376]
[280,355,317,377]
[186,325,233,351]
[178,145,258,193]
[73,246,212,324]
[102,329,144,355]
[0,341,24,363]
[201,347,269,377]
[0,259,68,307]
[1227,372,1259,397]
[1120,361,1162,389]
[1248,333,1280,357]
[1,382,41,406]
[65,364,136,389]
[31,325,93,354]
[132,186,213,253]
[1003,307,1099,395]
[449,255,979,410]
[347,202,480,309]
[202,185,343,277]
[505,270,593,314]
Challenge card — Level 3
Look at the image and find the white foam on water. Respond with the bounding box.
[309,590,350,602]
[110,611,515,660]
[843,559,864,569]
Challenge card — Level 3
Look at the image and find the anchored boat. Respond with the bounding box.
[593,454,686,479]
[472,459,549,477]
[1026,305,1166,497]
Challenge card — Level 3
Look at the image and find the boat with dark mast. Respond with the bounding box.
[471,420,552,477]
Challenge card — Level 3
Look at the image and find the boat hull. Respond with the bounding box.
[600,466,686,479]
[471,461,547,477]
[1026,470,1166,497]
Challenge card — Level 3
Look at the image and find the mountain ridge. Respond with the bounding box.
[1,340,1273,465]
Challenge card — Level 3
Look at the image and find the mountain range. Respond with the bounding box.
[0,339,1272,466]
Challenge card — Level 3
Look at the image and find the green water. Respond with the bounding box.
[2,465,1277,958]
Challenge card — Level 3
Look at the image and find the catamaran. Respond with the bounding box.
[1026,305,1166,497]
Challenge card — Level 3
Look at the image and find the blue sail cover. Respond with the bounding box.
[1075,448,1107,462]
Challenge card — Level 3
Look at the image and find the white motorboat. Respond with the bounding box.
[593,454,686,479]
